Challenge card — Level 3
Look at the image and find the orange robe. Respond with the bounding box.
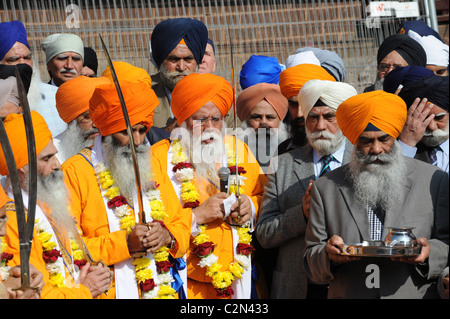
[4,200,93,299]
[150,135,265,298]
[62,146,191,298]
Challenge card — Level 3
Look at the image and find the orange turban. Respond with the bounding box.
[89,81,159,136]
[236,83,288,121]
[278,64,336,99]
[0,185,8,208]
[55,75,111,123]
[102,61,152,87]
[336,90,407,145]
[171,73,233,125]
[0,111,52,175]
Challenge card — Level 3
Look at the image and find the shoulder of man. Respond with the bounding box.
[61,147,94,171]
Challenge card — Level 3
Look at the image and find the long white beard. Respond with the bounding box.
[306,127,345,155]
[348,140,406,212]
[171,124,225,187]
[102,135,152,199]
[61,120,98,159]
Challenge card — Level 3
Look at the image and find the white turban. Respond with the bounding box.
[408,30,449,67]
[285,51,320,69]
[41,33,84,64]
[298,79,357,119]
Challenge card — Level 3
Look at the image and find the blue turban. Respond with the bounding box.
[295,47,346,81]
[383,65,434,93]
[150,18,208,69]
[0,20,30,61]
[398,19,444,43]
[239,55,282,90]
[398,75,449,111]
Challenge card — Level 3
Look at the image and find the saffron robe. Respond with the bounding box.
[150,135,265,298]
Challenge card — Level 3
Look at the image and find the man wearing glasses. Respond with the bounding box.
[364,34,427,92]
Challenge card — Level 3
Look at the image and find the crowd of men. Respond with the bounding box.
[0,16,448,300]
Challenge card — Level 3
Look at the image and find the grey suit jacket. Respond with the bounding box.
[255,140,353,298]
[304,157,449,299]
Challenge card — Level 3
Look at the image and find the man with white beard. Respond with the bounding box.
[55,75,111,163]
[396,75,449,174]
[304,90,449,299]
[150,73,265,299]
[62,80,191,299]
[255,80,357,299]
[236,83,290,173]
[0,111,112,299]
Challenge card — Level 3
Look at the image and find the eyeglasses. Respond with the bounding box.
[377,63,402,73]
[191,116,223,127]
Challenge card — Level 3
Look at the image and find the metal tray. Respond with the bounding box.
[340,242,422,257]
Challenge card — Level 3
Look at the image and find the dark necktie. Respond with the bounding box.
[319,154,334,177]
[428,147,439,165]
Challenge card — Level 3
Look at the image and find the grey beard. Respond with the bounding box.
[102,135,152,199]
[159,63,194,91]
[61,120,98,159]
[306,127,345,155]
[348,141,406,212]
[421,125,449,147]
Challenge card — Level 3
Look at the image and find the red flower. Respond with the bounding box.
[107,195,127,208]
[140,278,156,292]
[74,259,88,269]
[43,249,62,263]
[228,166,247,175]
[156,260,173,273]
[1,252,13,265]
[192,241,216,258]
[183,200,200,208]
[236,243,255,256]
[216,286,234,298]
[173,162,193,172]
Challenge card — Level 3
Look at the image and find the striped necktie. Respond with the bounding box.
[428,147,439,165]
[319,154,334,177]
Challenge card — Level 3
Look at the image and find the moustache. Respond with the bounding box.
[59,67,78,75]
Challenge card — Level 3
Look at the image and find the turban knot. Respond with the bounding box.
[336,91,407,144]
[236,83,288,121]
[278,64,336,99]
[0,111,52,175]
[89,81,159,136]
[151,18,208,69]
[171,73,233,125]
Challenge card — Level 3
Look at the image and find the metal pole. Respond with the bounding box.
[424,0,439,32]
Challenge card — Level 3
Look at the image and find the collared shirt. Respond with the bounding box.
[367,203,384,241]
[399,138,449,174]
[312,140,346,180]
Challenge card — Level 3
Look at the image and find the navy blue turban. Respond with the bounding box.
[150,18,208,69]
[377,34,427,67]
[398,19,444,43]
[383,65,434,93]
[239,55,282,90]
[0,20,30,61]
[398,75,449,111]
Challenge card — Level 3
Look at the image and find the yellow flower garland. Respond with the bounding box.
[170,139,253,298]
[95,163,176,299]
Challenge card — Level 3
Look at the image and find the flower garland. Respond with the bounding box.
[0,238,13,281]
[170,139,255,298]
[95,163,176,299]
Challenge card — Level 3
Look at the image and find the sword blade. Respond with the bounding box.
[98,34,146,224]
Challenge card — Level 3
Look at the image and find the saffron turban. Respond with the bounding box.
[102,61,152,87]
[398,75,449,111]
[336,91,407,145]
[376,34,426,67]
[407,30,449,67]
[0,111,53,175]
[0,20,30,61]
[89,81,159,136]
[298,80,357,119]
[171,73,233,125]
[294,47,346,81]
[236,83,288,121]
[239,55,282,90]
[41,33,84,64]
[150,18,208,69]
[383,65,434,93]
[0,185,7,208]
[278,64,336,99]
[55,75,111,123]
